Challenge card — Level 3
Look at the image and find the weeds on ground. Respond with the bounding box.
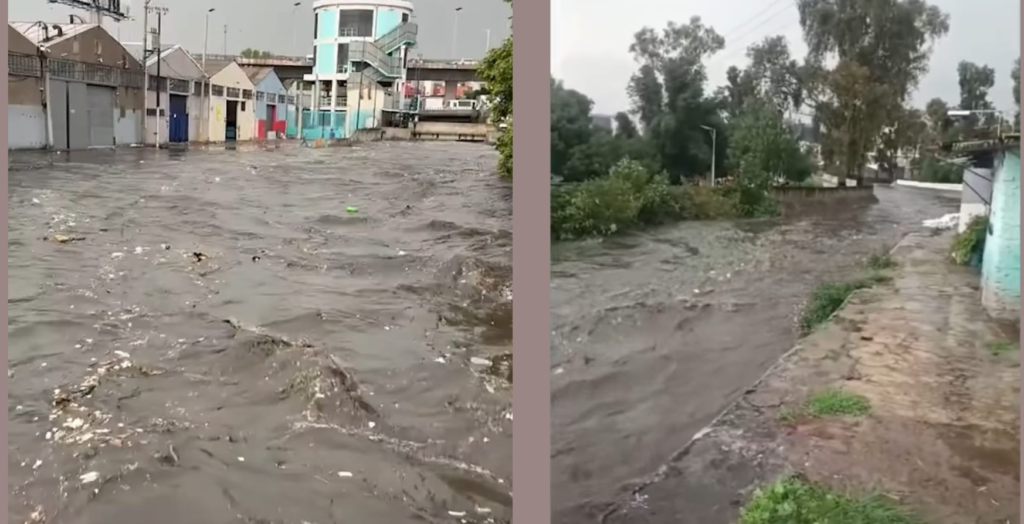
[804,388,871,418]
[950,215,988,266]
[739,476,920,524]
[988,340,1018,356]
[778,388,871,425]
[866,252,897,271]
[799,280,871,333]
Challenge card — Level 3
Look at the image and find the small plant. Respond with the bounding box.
[988,340,1018,356]
[740,476,920,524]
[950,215,988,266]
[799,280,870,333]
[804,388,871,418]
[866,252,896,271]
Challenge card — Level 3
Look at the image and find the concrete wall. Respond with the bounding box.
[412,121,491,141]
[8,105,47,149]
[115,109,142,145]
[959,167,994,233]
[981,151,1021,320]
[895,180,963,192]
[375,8,402,36]
[771,186,877,215]
[255,72,288,139]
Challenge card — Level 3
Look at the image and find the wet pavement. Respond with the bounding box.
[550,185,961,523]
[8,142,512,524]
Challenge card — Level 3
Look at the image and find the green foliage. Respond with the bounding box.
[551,159,679,240]
[988,340,1017,356]
[240,48,273,58]
[740,476,920,524]
[951,215,988,266]
[730,102,814,187]
[866,252,896,271]
[804,388,871,418]
[551,78,597,177]
[478,1,512,178]
[496,120,512,179]
[916,155,962,183]
[799,280,868,333]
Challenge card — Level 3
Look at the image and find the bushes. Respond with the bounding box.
[551,159,679,240]
[951,215,988,265]
[550,159,768,239]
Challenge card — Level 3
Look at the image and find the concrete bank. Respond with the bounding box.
[771,185,877,216]
[603,232,1020,524]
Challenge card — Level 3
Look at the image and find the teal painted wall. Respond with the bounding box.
[375,9,402,38]
[981,150,1021,314]
[317,10,338,39]
[286,105,298,137]
[315,43,337,75]
[301,110,347,140]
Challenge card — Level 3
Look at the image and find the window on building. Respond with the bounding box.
[226,87,240,98]
[314,12,319,38]
[243,89,253,100]
[278,94,287,104]
[212,85,224,97]
[336,44,350,73]
[241,101,247,111]
[402,13,410,23]
[193,81,202,96]
[256,91,265,101]
[338,10,373,37]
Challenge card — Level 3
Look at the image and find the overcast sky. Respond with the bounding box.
[11,0,510,59]
[552,0,1021,116]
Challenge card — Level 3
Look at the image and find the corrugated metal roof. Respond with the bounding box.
[10,21,99,47]
[200,58,236,76]
[242,66,273,84]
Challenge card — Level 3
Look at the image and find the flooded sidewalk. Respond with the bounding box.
[604,232,1021,524]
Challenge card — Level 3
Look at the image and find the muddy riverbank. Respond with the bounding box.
[9,142,512,524]
[550,185,961,523]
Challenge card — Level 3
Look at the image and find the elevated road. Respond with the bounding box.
[196,54,481,82]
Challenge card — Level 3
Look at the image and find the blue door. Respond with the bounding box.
[169,94,189,143]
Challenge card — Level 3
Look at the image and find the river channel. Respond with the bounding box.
[550,185,960,523]
[9,142,512,524]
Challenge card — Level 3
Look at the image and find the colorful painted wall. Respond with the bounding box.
[253,70,288,139]
[981,149,1021,319]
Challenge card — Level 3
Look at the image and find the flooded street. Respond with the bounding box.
[8,142,512,524]
[550,186,960,523]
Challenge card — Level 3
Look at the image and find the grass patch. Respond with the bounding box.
[799,280,871,334]
[950,215,988,266]
[988,340,1018,356]
[740,476,920,524]
[804,388,871,418]
[866,252,896,271]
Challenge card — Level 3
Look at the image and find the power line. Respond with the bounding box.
[712,1,797,67]
[719,0,791,41]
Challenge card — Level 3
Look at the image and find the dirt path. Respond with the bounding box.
[603,232,1021,524]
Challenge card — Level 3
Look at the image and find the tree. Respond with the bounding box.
[875,107,926,179]
[614,112,639,139]
[730,101,813,188]
[625,17,726,182]
[924,97,954,142]
[957,61,995,111]
[240,48,273,58]
[797,0,949,183]
[744,36,804,115]
[551,78,597,177]
[478,0,512,178]
[1013,58,1021,126]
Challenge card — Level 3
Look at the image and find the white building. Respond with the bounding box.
[144,45,206,145]
[304,0,418,139]
[201,59,256,142]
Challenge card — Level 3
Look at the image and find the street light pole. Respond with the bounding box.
[292,2,301,55]
[452,6,462,58]
[142,0,150,145]
[701,125,717,186]
[203,8,215,142]
[485,28,491,53]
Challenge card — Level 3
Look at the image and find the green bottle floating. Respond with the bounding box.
[346,206,359,214]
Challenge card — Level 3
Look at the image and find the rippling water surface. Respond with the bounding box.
[9,142,512,524]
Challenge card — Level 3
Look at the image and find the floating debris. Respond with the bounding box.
[337,471,353,478]
[79,471,100,484]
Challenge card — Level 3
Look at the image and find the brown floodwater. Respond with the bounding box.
[8,142,512,524]
[550,185,960,523]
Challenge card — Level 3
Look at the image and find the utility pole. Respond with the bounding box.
[224,24,228,55]
[151,5,168,148]
[701,125,717,186]
[485,29,491,53]
[142,0,150,146]
[203,8,215,142]
[451,7,462,58]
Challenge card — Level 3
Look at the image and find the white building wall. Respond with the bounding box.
[115,109,142,146]
[210,64,257,141]
[9,105,47,150]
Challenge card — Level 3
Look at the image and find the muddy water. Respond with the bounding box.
[8,142,512,524]
[550,186,960,523]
